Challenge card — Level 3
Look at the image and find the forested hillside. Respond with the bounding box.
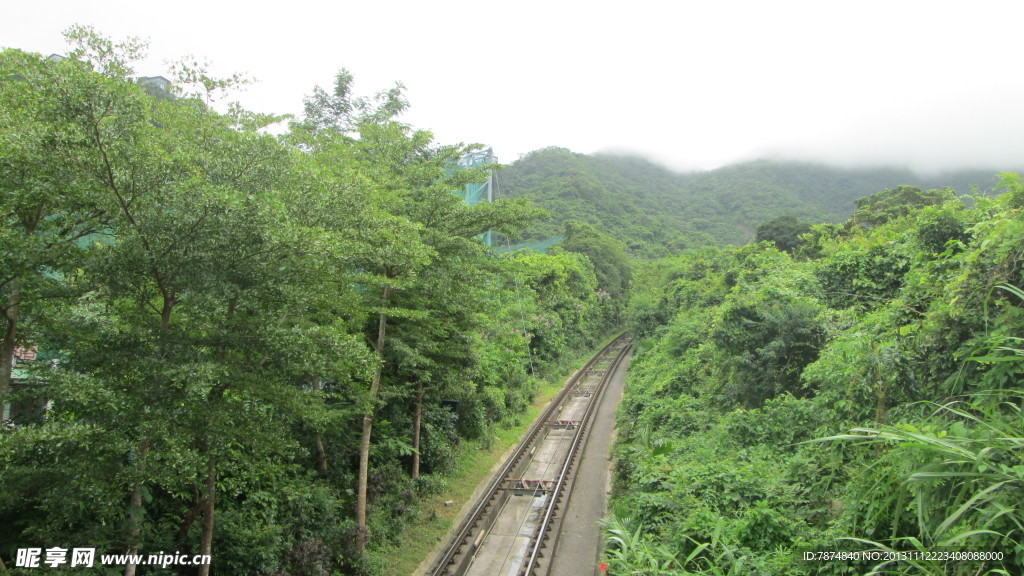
[0,30,621,575]
[499,147,1006,256]
[606,177,1024,574]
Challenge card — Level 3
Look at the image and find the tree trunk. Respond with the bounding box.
[175,488,205,545]
[124,289,171,576]
[314,434,329,477]
[160,297,174,339]
[197,458,216,576]
[123,487,142,576]
[312,377,329,477]
[1,277,22,401]
[411,381,425,479]
[124,438,150,576]
[356,403,374,548]
[356,286,391,551]
[875,377,889,425]
[313,434,325,475]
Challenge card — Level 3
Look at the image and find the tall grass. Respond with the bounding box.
[817,284,1024,574]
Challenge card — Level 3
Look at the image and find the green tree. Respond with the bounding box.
[754,215,811,254]
[0,31,330,576]
[559,219,633,299]
[0,46,125,408]
[851,185,957,229]
[291,70,543,551]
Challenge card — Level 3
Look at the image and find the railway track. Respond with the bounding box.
[428,334,633,576]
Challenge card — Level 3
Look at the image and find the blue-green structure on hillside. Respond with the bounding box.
[456,147,496,246]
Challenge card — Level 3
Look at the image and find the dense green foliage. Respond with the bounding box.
[608,178,1024,575]
[0,30,619,575]
[499,148,1007,257]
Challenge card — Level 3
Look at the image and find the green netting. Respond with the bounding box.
[494,236,563,254]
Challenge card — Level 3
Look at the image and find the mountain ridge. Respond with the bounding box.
[497,147,1012,256]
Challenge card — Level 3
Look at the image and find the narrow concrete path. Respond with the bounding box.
[548,350,632,576]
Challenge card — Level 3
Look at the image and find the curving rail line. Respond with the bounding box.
[429,334,632,576]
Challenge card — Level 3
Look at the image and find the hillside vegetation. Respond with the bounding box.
[499,147,1006,256]
[606,176,1024,574]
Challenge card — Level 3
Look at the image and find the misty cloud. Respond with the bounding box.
[759,88,1024,175]
[6,1,1024,177]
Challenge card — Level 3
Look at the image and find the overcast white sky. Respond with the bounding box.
[5,1,1024,174]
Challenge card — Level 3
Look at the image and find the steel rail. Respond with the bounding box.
[429,333,630,576]
[519,337,631,576]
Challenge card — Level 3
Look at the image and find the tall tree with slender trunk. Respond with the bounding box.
[0,47,116,403]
